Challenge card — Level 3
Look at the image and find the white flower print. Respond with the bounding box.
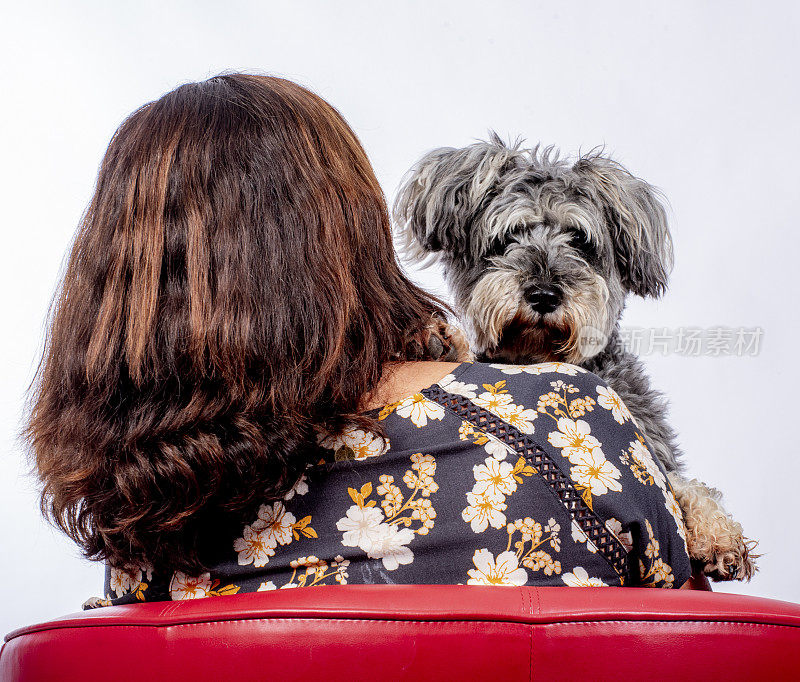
[595,385,633,424]
[499,404,538,434]
[395,394,445,427]
[283,474,310,500]
[571,520,599,554]
[233,523,277,567]
[459,420,511,460]
[547,418,602,461]
[438,375,478,399]
[568,447,623,496]
[462,490,508,532]
[467,549,529,586]
[169,572,213,600]
[490,362,586,376]
[663,487,688,546]
[630,438,667,488]
[365,524,415,570]
[605,517,634,553]
[109,567,144,598]
[472,387,515,414]
[319,427,388,461]
[545,518,562,551]
[483,434,512,460]
[561,566,608,587]
[256,502,296,547]
[472,457,518,499]
[469,380,537,434]
[257,581,277,591]
[336,504,386,551]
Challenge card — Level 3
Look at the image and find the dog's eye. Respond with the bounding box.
[485,237,507,257]
[568,230,592,251]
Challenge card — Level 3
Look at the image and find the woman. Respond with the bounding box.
[26,73,690,606]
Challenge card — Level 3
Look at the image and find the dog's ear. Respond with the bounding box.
[573,154,673,298]
[393,133,521,264]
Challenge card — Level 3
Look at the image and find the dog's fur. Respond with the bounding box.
[394,134,757,580]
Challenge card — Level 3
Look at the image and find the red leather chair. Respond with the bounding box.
[3,581,799,681]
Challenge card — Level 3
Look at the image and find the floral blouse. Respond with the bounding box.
[85,361,691,608]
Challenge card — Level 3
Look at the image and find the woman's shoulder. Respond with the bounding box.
[435,360,610,408]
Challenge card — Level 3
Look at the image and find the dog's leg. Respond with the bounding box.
[587,351,758,580]
[667,473,759,581]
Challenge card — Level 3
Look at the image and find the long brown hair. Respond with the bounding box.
[26,73,453,573]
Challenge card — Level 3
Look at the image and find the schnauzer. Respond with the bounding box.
[394,134,757,581]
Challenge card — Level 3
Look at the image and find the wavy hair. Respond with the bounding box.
[26,73,455,573]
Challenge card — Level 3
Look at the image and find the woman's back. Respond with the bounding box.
[90,361,690,606]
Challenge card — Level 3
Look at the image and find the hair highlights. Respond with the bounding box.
[26,73,451,573]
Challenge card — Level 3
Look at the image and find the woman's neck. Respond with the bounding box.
[359,361,463,412]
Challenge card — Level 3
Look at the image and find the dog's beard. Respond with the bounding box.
[483,312,571,363]
[467,269,611,365]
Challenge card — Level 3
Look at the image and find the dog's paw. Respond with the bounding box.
[413,315,473,363]
[668,473,759,582]
[697,534,759,582]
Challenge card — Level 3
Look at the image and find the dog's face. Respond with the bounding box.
[394,136,673,364]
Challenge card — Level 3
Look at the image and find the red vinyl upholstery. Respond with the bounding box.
[3,584,799,681]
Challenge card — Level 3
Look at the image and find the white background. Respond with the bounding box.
[2,1,798,636]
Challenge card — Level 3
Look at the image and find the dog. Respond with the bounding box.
[394,134,757,581]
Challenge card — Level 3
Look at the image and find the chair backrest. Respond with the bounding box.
[3,585,799,681]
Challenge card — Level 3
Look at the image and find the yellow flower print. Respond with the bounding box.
[567,396,596,417]
[596,385,633,424]
[169,572,240,600]
[377,474,404,517]
[568,447,623,497]
[462,490,508,532]
[169,572,212,600]
[662,487,688,547]
[253,502,310,545]
[391,394,446,427]
[233,523,276,567]
[561,566,608,587]
[501,404,539,434]
[472,381,515,413]
[463,453,535,532]
[538,382,595,421]
[406,453,438,495]
[547,417,603,461]
[472,380,537,434]
[467,549,529,586]
[234,501,317,568]
[265,555,352,589]
[109,565,152,600]
[505,517,562,576]
[621,434,666,488]
[537,392,561,411]
[336,454,438,569]
[319,427,388,461]
[460,420,513,460]
[459,421,475,441]
[472,457,518,498]
[639,519,675,587]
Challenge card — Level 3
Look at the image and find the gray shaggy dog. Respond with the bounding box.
[394,134,757,581]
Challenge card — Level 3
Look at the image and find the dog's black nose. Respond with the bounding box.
[525,285,561,314]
